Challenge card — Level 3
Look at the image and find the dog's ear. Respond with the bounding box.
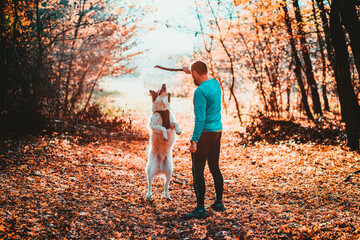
[149,90,157,102]
[168,93,171,103]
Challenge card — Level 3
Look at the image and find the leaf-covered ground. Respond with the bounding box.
[1,114,360,239]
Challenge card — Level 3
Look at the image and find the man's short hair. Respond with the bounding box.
[190,60,208,75]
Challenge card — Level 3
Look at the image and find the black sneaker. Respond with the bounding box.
[184,206,207,220]
[211,201,226,212]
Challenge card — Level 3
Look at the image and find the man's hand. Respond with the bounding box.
[183,66,191,74]
[189,142,197,153]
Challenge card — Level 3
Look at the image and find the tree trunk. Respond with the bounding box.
[63,3,85,119]
[316,0,346,120]
[195,1,228,113]
[0,0,7,111]
[34,0,44,106]
[335,0,360,76]
[208,53,228,114]
[330,0,360,150]
[224,46,242,124]
[312,0,330,111]
[69,64,91,114]
[258,79,269,112]
[286,83,291,112]
[292,0,323,116]
[238,32,269,113]
[82,58,108,114]
[282,1,315,121]
[35,0,43,65]
[206,0,242,124]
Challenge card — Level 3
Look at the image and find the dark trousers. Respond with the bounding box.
[191,131,223,206]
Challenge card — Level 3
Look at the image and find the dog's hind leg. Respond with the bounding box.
[164,173,172,200]
[163,155,173,201]
[146,174,153,201]
[145,162,155,201]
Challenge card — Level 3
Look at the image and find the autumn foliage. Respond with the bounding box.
[1,0,360,239]
[1,114,360,239]
[0,0,146,134]
[190,0,360,149]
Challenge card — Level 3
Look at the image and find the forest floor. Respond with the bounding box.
[1,110,360,240]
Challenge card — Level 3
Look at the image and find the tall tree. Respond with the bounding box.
[195,0,228,113]
[203,0,242,123]
[330,0,360,150]
[282,1,314,121]
[315,0,345,117]
[292,0,323,116]
[311,0,330,111]
[0,0,146,134]
[334,0,360,76]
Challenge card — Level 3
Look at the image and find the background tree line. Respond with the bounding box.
[189,0,360,149]
[1,0,360,150]
[0,0,146,134]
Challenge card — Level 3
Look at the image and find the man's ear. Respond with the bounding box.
[149,90,157,102]
[168,93,171,103]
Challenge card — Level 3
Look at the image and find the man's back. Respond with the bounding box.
[192,79,222,143]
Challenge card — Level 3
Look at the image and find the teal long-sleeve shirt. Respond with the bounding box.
[191,78,222,143]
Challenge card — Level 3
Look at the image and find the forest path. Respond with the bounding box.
[1,112,360,239]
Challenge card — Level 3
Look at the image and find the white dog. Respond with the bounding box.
[145,84,181,201]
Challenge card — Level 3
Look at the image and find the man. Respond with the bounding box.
[183,60,225,219]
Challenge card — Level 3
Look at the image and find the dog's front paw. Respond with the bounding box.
[176,130,182,135]
[163,135,168,141]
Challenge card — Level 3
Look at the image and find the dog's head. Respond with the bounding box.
[149,84,171,112]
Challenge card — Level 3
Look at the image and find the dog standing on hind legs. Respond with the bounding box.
[145,84,181,201]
